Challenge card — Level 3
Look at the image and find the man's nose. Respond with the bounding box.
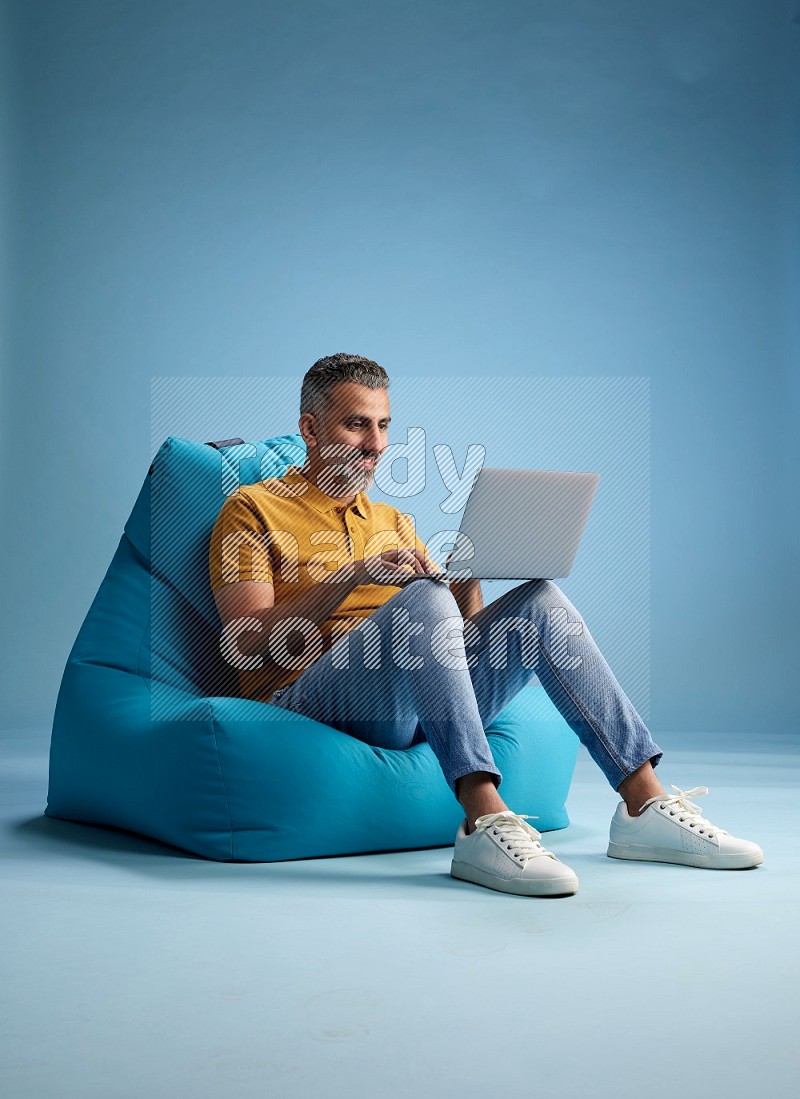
[364,427,383,455]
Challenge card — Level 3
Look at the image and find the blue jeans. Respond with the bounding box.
[267,578,663,798]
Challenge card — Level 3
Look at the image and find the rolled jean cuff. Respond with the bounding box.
[448,763,503,797]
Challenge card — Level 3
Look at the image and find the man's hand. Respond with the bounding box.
[355,547,442,587]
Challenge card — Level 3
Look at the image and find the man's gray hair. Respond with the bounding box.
[300,353,390,418]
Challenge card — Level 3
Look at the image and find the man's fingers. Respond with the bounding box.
[363,550,416,584]
[398,548,424,573]
[361,547,442,585]
[416,549,440,576]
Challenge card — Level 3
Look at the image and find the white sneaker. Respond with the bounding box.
[607,784,764,870]
[451,810,579,897]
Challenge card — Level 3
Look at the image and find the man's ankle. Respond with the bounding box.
[618,762,666,818]
[456,772,508,834]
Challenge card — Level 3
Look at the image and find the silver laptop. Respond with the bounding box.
[411,466,601,581]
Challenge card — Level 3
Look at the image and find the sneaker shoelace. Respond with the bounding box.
[472,811,558,864]
[638,784,729,841]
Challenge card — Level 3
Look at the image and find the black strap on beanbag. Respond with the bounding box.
[148,437,247,476]
[205,437,246,450]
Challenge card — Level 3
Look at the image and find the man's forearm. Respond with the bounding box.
[235,563,366,662]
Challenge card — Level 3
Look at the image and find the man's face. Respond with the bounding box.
[306,381,391,497]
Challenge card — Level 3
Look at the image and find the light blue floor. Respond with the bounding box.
[2,727,799,1098]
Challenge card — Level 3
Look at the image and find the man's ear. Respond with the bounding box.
[299,412,318,447]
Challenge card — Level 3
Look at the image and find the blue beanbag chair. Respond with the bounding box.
[44,433,580,861]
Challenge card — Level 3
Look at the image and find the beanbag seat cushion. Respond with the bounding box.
[45,433,580,861]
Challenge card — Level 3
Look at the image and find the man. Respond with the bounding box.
[208,353,764,897]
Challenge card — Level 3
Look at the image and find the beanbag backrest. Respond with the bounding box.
[144,433,306,701]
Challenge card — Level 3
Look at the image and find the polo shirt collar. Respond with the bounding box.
[282,464,369,518]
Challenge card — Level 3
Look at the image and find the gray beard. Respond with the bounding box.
[317,463,373,497]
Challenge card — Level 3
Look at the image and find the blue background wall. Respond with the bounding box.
[2,0,797,736]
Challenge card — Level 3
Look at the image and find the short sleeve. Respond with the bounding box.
[208,490,275,592]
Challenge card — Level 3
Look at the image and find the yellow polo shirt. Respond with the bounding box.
[208,463,439,703]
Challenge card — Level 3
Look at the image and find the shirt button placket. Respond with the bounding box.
[336,506,353,558]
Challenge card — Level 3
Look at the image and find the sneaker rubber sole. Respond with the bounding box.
[607,840,763,869]
[451,859,579,897]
